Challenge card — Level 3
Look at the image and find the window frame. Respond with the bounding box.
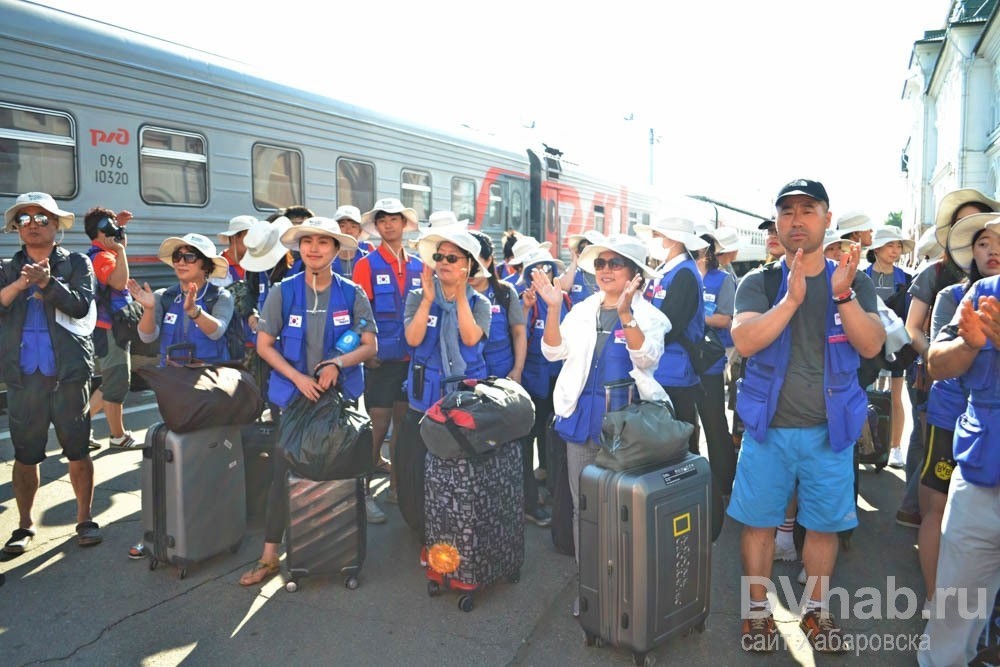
[400,167,432,221]
[0,101,78,198]
[450,176,477,225]
[337,157,377,214]
[138,125,209,207]
[251,142,304,212]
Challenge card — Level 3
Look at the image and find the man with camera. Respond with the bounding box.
[84,206,137,449]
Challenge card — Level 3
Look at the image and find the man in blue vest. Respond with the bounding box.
[1,192,102,554]
[728,179,884,653]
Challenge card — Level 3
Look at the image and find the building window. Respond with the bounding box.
[0,102,76,197]
[451,177,476,224]
[338,158,375,213]
[252,144,302,211]
[139,126,207,205]
[400,169,431,221]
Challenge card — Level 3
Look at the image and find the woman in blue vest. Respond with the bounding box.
[635,216,709,453]
[917,212,1000,622]
[557,230,605,307]
[130,233,234,365]
[536,234,668,565]
[864,225,915,468]
[239,217,377,586]
[923,222,1000,665]
[393,227,492,535]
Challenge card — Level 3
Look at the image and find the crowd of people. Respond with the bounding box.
[1,178,998,664]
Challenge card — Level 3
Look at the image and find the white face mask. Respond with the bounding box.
[646,237,670,262]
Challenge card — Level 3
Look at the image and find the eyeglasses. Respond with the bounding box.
[16,213,51,227]
[171,249,200,264]
[432,252,463,264]
[593,257,628,271]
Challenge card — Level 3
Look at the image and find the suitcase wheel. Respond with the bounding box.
[632,651,656,667]
[583,631,601,647]
[178,568,187,580]
[285,580,298,593]
[506,570,520,585]
[457,594,474,612]
[427,580,442,597]
[344,576,359,591]
[148,558,158,571]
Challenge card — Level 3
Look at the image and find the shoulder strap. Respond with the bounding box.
[763,263,783,308]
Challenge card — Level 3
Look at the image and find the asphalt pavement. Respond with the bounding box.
[0,389,928,666]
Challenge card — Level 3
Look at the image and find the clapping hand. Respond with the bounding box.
[831,242,860,297]
[530,268,562,308]
[127,278,155,308]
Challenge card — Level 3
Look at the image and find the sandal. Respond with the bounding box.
[128,542,146,560]
[239,560,279,586]
[3,528,35,555]
[75,521,103,547]
[373,459,392,475]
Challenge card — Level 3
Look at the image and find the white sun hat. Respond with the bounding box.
[361,197,419,236]
[519,248,566,274]
[566,229,607,251]
[704,226,742,253]
[419,210,470,238]
[280,217,359,252]
[823,228,843,250]
[917,226,943,260]
[240,217,293,272]
[217,215,257,244]
[507,235,552,266]
[417,228,490,278]
[947,212,1000,273]
[835,211,873,236]
[633,216,710,252]
[157,233,230,279]
[4,191,74,232]
[869,225,915,254]
[933,188,1000,247]
[578,234,658,279]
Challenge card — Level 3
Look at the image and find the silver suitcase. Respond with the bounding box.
[141,422,246,578]
[578,454,711,665]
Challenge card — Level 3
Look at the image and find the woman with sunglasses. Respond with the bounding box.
[534,234,668,571]
[129,233,234,365]
[394,228,492,535]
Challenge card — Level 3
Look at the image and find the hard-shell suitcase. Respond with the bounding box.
[283,473,366,592]
[578,454,711,665]
[141,422,246,578]
[423,442,524,612]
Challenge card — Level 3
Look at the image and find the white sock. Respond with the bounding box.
[748,598,772,617]
[805,597,825,614]
[775,518,795,549]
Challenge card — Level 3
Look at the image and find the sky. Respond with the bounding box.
[34,0,951,223]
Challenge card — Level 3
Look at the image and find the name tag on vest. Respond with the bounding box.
[491,304,501,314]
[376,274,390,285]
[164,312,177,325]
[704,292,717,303]
[289,314,303,328]
[613,329,626,343]
[259,283,265,294]
[834,312,842,326]
[428,315,438,327]
[655,287,666,299]
[332,310,351,326]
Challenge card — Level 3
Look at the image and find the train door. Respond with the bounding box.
[480,175,528,236]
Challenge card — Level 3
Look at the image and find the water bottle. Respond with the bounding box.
[334,317,366,355]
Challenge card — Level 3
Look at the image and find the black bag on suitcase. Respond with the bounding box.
[396,408,429,536]
[284,473,366,592]
[141,422,246,578]
[578,454,711,664]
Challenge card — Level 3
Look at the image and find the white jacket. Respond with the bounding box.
[541,291,670,418]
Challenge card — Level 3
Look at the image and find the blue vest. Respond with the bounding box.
[735,261,868,452]
[927,284,969,431]
[19,287,56,375]
[366,250,422,361]
[158,284,230,365]
[554,316,634,444]
[407,296,487,412]
[645,257,704,387]
[568,268,594,307]
[953,275,1000,486]
[523,298,568,397]
[267,272,365,407]
[86,245,132,328]
[702,268,733,375]
[332,247,368,278]
[482,285,515,378]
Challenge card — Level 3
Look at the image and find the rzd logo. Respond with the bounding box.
[89,128,130,146]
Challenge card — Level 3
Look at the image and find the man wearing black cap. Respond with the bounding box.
[728,179,884,653]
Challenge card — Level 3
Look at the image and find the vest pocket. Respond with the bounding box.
[828,341,860,375]
[735,377,769,439]
[827,381,867,452]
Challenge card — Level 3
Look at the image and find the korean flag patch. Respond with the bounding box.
[289,314,303,328]
[376,274,390,285]
[164,312,177,325]
[427,315,438,328]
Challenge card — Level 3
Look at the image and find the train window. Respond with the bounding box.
[627,211,639,235]
[338,158,375,213]
[483,183,504,229]
[451,177,476,224]
[139,127,207,206]
[593,205,605,234]
[400,169,431,221]
[510,190,524,232]
[0,102,76,197]
[252,144,302,210]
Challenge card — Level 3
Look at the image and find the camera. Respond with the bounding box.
[98,217,126,241]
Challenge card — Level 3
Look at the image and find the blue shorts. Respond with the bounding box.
[727,425,857,533]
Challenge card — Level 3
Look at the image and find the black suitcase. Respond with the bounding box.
[858,389,891,470]
[423,442,525,611]
[579,454,711,665]
[141,422,246,579]
[284,473,366,592]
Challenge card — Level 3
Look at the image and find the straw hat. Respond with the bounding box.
[947,212,1000,272]
[157,233,230,279]
[934,188,1000,247]
[240,217,293,272]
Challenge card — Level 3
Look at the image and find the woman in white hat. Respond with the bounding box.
[557,230,606,307]
[129,233,235,365]
[533,234,669,564]
[503,235,552,293]
[634,216,709,452]
[239,217,377,586]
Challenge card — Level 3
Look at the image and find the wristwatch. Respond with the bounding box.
[188,305,202,319]
[622,317,640,329]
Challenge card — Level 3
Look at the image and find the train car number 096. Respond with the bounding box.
[95,154,128,185]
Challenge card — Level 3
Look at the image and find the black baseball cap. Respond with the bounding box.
[775,179,829,206]
[757,218,776,230]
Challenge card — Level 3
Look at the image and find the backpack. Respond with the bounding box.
[160,284,246,362]
[97,283,144,348]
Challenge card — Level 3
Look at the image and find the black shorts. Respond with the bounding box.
[8,373,91,465]
[920,423,957,494]
[363,360,409,409]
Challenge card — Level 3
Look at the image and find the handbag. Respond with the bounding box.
[110,300,144,347]
[597,380,694,471]
[277,382,374,481]
[678,327,726,376]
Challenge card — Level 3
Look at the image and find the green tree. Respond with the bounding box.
[884,211,902,228]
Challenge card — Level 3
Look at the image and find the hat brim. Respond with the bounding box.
[634,224,709,252]
[521,254,566,273]
[934,189,1000,248]
[869,236,916,254]
[578,243,657,279]
[917,226,943,259]
[280,226,359,253]
[757,219,775,230]
[217,227,253,244]
[566,230,606,248]
[417,232,490,278]
[361,207,419,236]
[157,237,230,279]
[947,213,1000,272]
[4,203,74,232]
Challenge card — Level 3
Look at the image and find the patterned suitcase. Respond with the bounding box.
[423,442,524,612]
[284,473,366,592]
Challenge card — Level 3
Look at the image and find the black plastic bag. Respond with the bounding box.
[277,389,374,481]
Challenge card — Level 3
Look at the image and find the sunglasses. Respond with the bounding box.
[16,213,51,227]
[532,264,554,274]
[432,252,464,264]
[171,249,200,264]
[593,257,628,271]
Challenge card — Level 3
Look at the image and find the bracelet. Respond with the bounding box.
[832,289,855,305]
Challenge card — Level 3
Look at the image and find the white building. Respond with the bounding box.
[901,0,1000,249]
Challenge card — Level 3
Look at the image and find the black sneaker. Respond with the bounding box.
[525,507,552,527]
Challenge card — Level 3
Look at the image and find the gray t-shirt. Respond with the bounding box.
[404,288,493,342]
[259,280,376,374]
[908,260,939,306]
[930,282,966,340]
[735,266,879,428]
[486,281,526,328]
[868,269,898,302]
